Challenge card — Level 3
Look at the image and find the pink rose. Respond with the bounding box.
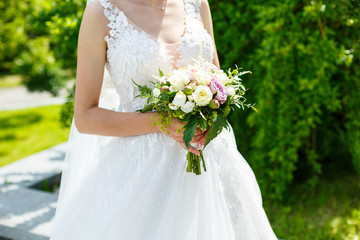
[209,78,228,104]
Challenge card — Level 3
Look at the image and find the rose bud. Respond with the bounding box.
[189,81,198,91]
[160,86,170,93]
[172,91,187,107]
[183,86,193,95]
[209,99,220,109]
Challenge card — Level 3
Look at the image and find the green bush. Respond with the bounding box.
[0,1,35,70]
[14,37,63,95]
[209,0,360,200]
[0,0,85,94]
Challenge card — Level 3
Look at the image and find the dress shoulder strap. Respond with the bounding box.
[184,0,202,21]
[97,0,129,52]
[98,0,120,22]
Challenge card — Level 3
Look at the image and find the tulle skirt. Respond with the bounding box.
[49,122,277,240]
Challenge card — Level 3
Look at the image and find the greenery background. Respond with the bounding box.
[0,0,359,239]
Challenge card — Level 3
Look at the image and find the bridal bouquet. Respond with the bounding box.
[133,56,256,175]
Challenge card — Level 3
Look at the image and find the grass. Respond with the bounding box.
[265,170,360,240]
[0,105,70,167]
[0,74,23,88]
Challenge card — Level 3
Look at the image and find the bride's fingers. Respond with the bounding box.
[194,127,202,135]
[192,131,207,146]
[197,133,207,147]
[179,141,200,156]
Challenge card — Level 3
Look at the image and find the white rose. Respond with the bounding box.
[227,86,236,96]
[181,101,195,113]
[195,71,212,86]
[169,103,179,110]
[172,91,187,107]
[152,88,161,98]
[192,86,213,106]
[187,95,194,102]
[214,71,231,85]
[168,70,191,91]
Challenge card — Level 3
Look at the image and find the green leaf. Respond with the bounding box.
[159,68,164,77]
[216,112,227,127]
[183,118,198,149]
[150,98,160,104]
[140,104,155,113]
[204,123,220,147]
[204,116,224,147]
[199,118,207,132]
[160,92,170,102]
[132,80,152,96]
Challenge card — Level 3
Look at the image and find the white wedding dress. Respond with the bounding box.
[50,0,278,239]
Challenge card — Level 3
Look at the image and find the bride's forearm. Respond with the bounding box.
[74,107,160,137]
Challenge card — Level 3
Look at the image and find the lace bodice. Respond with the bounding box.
[98,0,215,112]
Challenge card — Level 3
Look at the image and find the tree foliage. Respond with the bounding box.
[0,0,85,95]
[208,0,360,200]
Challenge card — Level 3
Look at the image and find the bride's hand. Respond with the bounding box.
[162,117,208,156]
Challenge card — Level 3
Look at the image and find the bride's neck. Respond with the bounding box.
[132,0,167,7]
[147,0,166,4]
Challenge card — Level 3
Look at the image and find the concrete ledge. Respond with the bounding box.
[0,225,48,240]
[0,143,67,239]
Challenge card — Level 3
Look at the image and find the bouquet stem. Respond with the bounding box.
[186,150,206,175]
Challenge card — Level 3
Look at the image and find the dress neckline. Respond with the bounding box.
[106,0,188,46]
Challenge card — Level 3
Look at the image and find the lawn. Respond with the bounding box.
[265,168,360,240]
[0,74,23,88]
[0,105,70,167]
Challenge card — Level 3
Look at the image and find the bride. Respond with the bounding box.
[50,0,278,239]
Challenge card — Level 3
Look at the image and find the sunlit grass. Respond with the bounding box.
[0,74,23,88]
[0,105,70,167]
[266,172,360,240]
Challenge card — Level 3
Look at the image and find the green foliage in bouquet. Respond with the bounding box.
[209,0,360,200]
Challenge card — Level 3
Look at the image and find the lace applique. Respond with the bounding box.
[176,0,214,68]
[185,0,202,21]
